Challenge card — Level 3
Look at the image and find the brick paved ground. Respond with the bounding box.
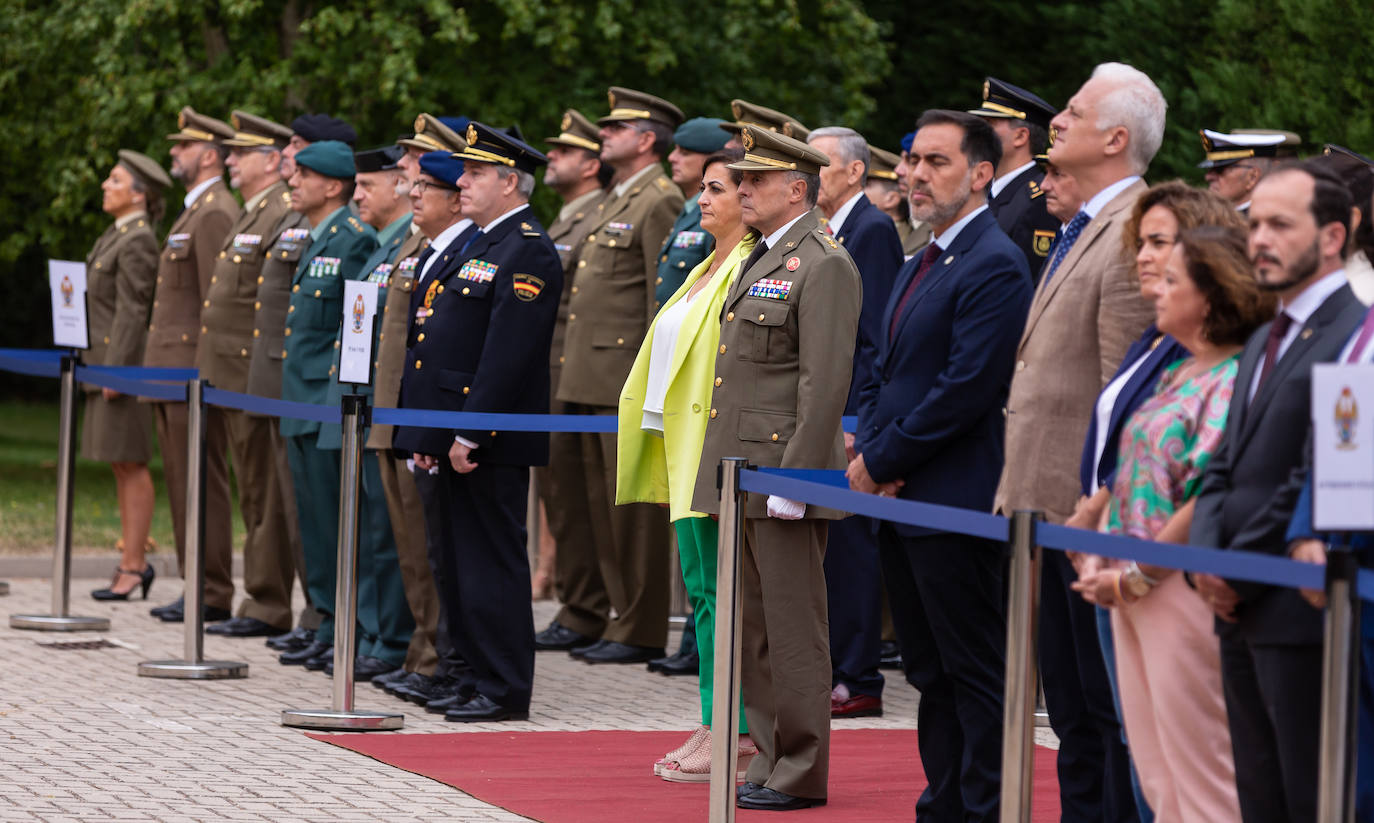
[3,574,1048,822]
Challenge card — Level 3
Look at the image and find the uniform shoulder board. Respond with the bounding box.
[1028,179,1045,200]
[814,228,841,251]
[347,216,365,232]
[655,177,671,191]
[280,190,292,204]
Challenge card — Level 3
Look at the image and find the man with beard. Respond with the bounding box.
[848,109,1029,821]
[1189,161,1365,823]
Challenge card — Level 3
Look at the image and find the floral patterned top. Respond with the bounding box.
[1106,355,1239,543]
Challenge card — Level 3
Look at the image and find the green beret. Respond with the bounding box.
[673,117,730,154]
[294,140,355,179]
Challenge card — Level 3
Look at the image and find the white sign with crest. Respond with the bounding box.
[338,280,379,385]
[1311,363,1374,531]
[48,259,89,350]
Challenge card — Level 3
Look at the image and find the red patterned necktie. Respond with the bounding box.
[889,242,942,342]
[1255,311,1294,391]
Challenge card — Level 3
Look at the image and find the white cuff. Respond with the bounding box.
[766,495,805,520]
[453,434,479,450]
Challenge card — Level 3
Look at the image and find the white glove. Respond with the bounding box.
[766,495,805,520]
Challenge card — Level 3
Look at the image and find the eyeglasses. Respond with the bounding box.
[413,179,458,195]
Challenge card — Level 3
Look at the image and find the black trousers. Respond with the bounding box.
[879,526,1006,823]
[824,515,885,698]
[1219,633,1322,823]
[411,467,463,678]
[416,461,533,707]
[1038,549,1139,823]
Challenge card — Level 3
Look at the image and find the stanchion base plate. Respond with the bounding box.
[10,614,109,631]
[1034,709,1050,728]
[0,582,10,596]
[138,659,249,679]
[281,709,404,731]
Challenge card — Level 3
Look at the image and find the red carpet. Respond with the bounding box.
[309,728,1062,822]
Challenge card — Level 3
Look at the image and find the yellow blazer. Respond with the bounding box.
[616,235,756,521]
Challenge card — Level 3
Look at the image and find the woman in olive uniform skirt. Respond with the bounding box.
[85,150,168,601]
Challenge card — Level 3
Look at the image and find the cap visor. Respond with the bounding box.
[596,113,637,126]
[967,106,1015,119]
[726,158,787,172]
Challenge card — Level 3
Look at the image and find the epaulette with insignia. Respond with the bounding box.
[1028,180,1044,200]
[815,229,840,251]
[654,177,671,191]
[280,190,292,204]
[520,221,541,238]
[347,216,365,232]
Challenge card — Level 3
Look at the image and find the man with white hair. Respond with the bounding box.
[993,62,1165,823]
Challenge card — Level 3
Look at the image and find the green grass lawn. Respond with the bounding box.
[0,400,242,554]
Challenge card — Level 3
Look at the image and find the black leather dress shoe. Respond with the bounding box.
[150,597,183,619]
[303,646,334,671]
[206,616,287,637]
[444,693,528,723]
[325,655,398,681]
[568,638,607,659]
[425,689,474,714]
[280,639,331,666]
[534,621,597,651]
[409,676,464,708]
[648,649,699,676]
[266,625,313,652]
[157,601,232,623]
[736,787,826,810]
[372,667,410,690]
[879,640,903,670]
[579,641,664,665]
[737,782,764,800]
[384,671,431,700]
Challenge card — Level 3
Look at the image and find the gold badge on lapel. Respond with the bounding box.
[1033,230,1055,257]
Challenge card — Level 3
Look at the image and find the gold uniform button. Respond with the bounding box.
[379,332,385,341]
[587,234,596,242]
[334,340,340,349]
[569,313,576,321]
[559,355,566,364]
[578,260,587,269]
[148,324,155,331]
[240,348,247,357]
[462,287,470,295]
[462,386,470,395]
[677,261,686,268]
[288,305,295,314]
[254,301,261,310]
[103,336,110,344]
[281,349,287,358]
[771,433,779,442]
[200,325,207,334]
[571,286,578,294]
[253,329,260,338]
[153,300,159,308]
[759,313,766,321]
[608,239,617,247]
[94,262,102,269]
[719,344,726,354]
[120,226,127,234]
[292,284,300,293]
[655,277,663,285]
[709,408,718,419]
[233,255,242,264]
[415,360,422,369]
[180,333,189,342]
[328,366,335,375]
[257,275,264,284]
[426,308,434,317]
[726,312,734,321]
[219,251,227,259]
[280,251,288,259]
[313,289,321,297]
[714,377,722,387]
[437,284,445,294]
[491,431,497,438]
[284,328,292,337]
[616,337,625,345]
[417,333,425,342]
[203,299,210,308]
[660,255,668,263]
[157,276,163,284]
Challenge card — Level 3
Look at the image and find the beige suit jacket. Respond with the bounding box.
[993,178,1154,522]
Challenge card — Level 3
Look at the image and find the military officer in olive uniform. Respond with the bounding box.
[395,123,562,722]
[653,117,731,308]
[194,111,300,637]
[372,115,472,703]
[145,107,239,624]
[532,109,615,653]
[311,144,416,680]
[84,150,168,602]
[557,87,684,665]
[968,77,1060,281]
[250,114,357,653]
[691,125,861,811]
[276,141,379,669]
[719,99,810,149]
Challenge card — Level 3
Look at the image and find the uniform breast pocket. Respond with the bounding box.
[738,408,796,446]
[437,368,476,398]
[737,298,792,362]
[591,320,642,352]
[305,277,343,329]
[163,235,194,286]
[452,280,491,300]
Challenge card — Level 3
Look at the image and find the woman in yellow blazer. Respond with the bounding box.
[618,149,756,782]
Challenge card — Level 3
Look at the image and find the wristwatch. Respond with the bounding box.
[1121,562,1155,599]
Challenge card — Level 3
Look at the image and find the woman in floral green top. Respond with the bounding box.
[1073,226,1274,821]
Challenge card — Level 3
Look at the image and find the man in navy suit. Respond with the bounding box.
[808,125,904,719]
[848,109,1031,822]
[394,123,562,723]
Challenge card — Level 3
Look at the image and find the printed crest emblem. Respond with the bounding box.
[231,112,243,130]
[351,294,365,333]
[414,114,426,133]
[1336,386,1359,450]
[741,130,755,151]
[786,256,800,271]
[561,112,571,131]
[512,273,545,302]
[60,275,73,307]
[466,123,478,146]
[607,90,616,109]
[1033,230,1055,257]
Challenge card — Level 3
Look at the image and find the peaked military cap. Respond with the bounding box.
[294,140,355,179]
[399,114,468,154]
[598,87,685,130]
[454,121,548,174]
[1324,144,1374,167]
[720,99,809,139]
[545,109,601,153]
[1198,128,1302,169]
[290,114,358,146]
[223,110,292,149]
[867,145,900,181]
[728,124,830,175]
[968,77,1058,131]
[418,151,464,188]
[354,145,405,173]
[165,106,235,144]
[116,149,173,191]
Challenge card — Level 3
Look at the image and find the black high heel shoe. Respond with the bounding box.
[91,564,155,601]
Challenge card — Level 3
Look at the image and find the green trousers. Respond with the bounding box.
[675,516,747,731]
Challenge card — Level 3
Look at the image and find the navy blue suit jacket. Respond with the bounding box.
[1078,325,1189,496]
[835,194,903,415]
[394,206,562,465]
[855,208,1031,534]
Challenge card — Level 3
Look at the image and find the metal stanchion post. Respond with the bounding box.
[1000,510,1044,823]
[282,393,402,730]
[708,457,747,823]
[526,468,540,569]
[12,355,109,631]
[140,378,247,679]
[1316,547,1360,823]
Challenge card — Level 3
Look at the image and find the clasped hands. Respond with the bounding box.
[845,449,903,498]
[412,440,479,474]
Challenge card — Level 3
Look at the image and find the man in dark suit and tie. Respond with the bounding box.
[807,125,904,719]
[1189,161,1365,823]
[968,77,1061,281]
[848,109,1030,822]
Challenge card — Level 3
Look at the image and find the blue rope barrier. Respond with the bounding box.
[83,365,198,381]
[0,348,65,362]
[372,406,619,433]
[74,366,185,402]
[202,387,341,425]
[0,352,62,378]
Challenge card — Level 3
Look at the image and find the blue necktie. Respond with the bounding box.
[1042,210,1091,286]
[459,229,483,256]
